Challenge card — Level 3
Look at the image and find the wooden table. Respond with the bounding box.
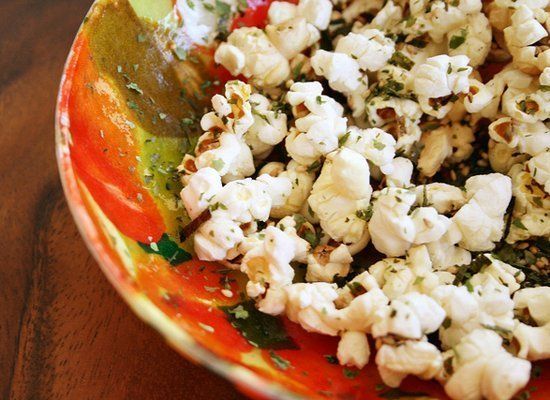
[0,1,242,398]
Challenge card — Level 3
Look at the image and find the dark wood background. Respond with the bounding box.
[0,1,242,398]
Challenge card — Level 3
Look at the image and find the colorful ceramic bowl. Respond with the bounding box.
[56,1,549,399]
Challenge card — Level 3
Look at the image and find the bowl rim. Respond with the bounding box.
[54,2,305,399]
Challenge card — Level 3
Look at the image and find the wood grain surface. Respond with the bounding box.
[0,1,242,398]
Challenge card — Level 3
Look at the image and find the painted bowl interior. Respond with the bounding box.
[56,1,549,399]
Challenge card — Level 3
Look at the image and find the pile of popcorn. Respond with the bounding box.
[176,0,550,398]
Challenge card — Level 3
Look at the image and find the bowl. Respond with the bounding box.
[56,1,548,399]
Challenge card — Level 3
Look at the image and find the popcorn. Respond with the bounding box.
[181,132,255,183]
[447,13,492,67]
[175,0,220,44]
[336,30,395,72]
[370,245,452,300]
[306,243,353,282]
[241,226,310,299]
[514,286,550,326]
[488,117,550,156]
[453,174,512,251]
[343,126,397,174]
[420,0,483,43]
[284,282,341,335]
[215,28,290,88]
[204,80,254,137]
[527,151,550,193]
[502,87,550,123]
[372,292,446,339]
[376,341,443,388]
[417,126,453,177]
[415,183,467,214]
[285,82,348,165]
[245,93,288,159]
[369,188,450,257]
[513,287,550,360]
[368,188,416,257]
[507,164,550,242]
[308,148,372,244]
[209,178,273,223]
[432,277,516,349]
[266,17,320,59]
[514,323,550,361]
[296,0,333,30]
[257,174,293,208]
[310,50,365,94]
[495,0,549,9]
[368,0,403,31]
[440,329,531,400]
[194,216,244,261]
[267,1,298,25]
[464,79,495,113]
[413,55,472,118]
[258,161,315,219]
[386,157,413,188]
[337,331,370,368]
[426,221,472,269]
[469,254,525,294]
[180,167,222,220]
[507,6,548,47]
[410,207,452,244]
[488,141,528,174]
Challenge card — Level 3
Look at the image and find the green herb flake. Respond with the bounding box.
[211,158,225,172]
[221,300,297,349]
[343,368,359,379]
[482,324,513,337]
[512,219,528,230]
[303,230,320,248]
[413,276,425,285]
[181,118,194,126]
[215,0,231,17]
[127,100,139,111]
[138,233,192,266]
[292,61,305,80]
[338,131,351,147]
[228,305,250,319]
[388,51,414,71]
[126,82,143,94]
[356,206,373,221]
[373,139,386,150]
[238,0,248,10]
[324,354,338,364]
[347,281,367,296]
[306,160,321,172]
[449,28,467,49]
[174,47,188,61]
[269,351,291,370]
[209,202,228,212]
